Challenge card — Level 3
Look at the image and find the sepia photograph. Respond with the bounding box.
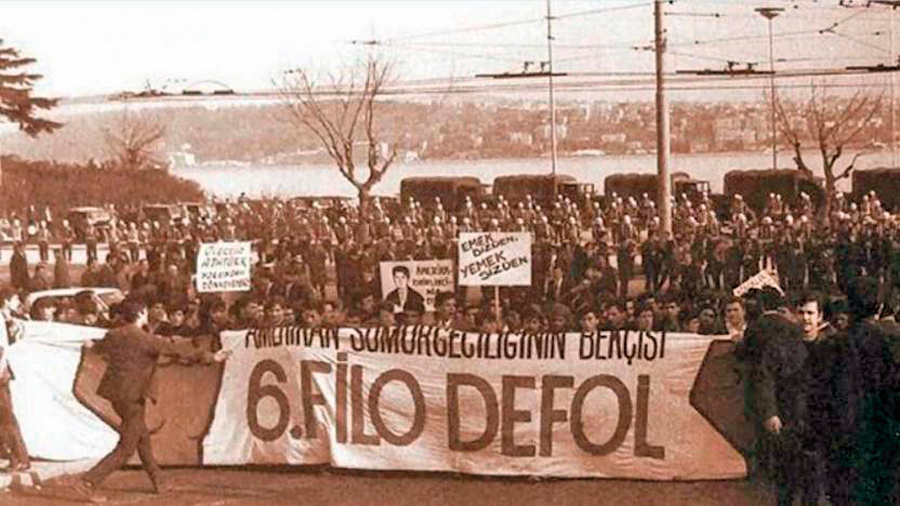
[1,0,899,504]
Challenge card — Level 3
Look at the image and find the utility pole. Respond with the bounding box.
[655,0,672,235]
[546,0,559,197]
[756,7,783,171]
[891,7,897,166]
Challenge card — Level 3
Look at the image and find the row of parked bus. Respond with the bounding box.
[400,167,900,217]
[11,167,898,244]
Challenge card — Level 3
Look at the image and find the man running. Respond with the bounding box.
[70,299,230,503]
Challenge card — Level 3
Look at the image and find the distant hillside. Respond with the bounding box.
[0,101,440,165]
[3,98,852,165]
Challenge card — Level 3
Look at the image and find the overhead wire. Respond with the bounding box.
[236,67,900,99]
[381,1,652,43]
[825,30,893,54]
[384,43,530,63]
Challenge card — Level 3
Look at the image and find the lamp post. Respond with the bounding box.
[756,6,783,171]
[546,0,559,197]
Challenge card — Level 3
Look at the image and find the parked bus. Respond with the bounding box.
[399,176,485,211]
[852,167,900,211]
[723,169,825,214]
[492,174,594,207]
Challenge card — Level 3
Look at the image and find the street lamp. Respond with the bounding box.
[756,6,784,171]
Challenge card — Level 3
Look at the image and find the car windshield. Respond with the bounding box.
[97,291,125,305]
[31,290,123,310]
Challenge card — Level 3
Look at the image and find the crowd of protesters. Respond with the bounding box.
[2,188,900,335]
[2,187,900,504]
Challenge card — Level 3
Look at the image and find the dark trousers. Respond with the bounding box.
[38,241,49,262]
[129,244,141,263]
[86,240,98,263]
[705,261,723,290]
[0,381,29,467]
[84,399,160,488]
[643,263,657,292]
[759,430,823,506]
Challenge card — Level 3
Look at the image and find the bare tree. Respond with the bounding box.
[770,84,883,218]
[279,56,397,210]
[103,111,166,170]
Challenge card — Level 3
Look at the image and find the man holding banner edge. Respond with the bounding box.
[70,299,231,503]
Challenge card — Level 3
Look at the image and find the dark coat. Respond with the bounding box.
[384,287,425,314]
[53,256,71,288]
[823,319,900,503]
[93,323,214,404]
[743,312,810,426]
[10,252,29,291]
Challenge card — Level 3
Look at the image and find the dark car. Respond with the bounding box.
[66,207,114,241]
[142,204,187,225]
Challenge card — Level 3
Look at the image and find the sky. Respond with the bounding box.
[1,0,897,103]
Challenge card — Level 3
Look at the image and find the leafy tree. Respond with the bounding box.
[278,56,397,210]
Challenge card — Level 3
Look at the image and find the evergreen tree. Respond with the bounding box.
[0,38,61,136]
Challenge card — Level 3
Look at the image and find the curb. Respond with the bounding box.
[0,459,97,491]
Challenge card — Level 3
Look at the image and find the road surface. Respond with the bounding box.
[8,467,776,505]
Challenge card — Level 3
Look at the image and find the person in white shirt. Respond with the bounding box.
[724,296,748,342]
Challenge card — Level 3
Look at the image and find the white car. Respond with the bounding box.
[24,287,125,314]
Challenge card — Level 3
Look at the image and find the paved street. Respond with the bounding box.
[7,467,776,506]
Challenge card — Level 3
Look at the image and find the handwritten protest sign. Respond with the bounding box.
[379,260,454,312]
[196,242,252,293]
[733,269,782,297]
[458,232,531,286]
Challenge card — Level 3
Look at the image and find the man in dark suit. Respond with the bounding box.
[9,242,29,293]
[71,300,230,502]
[741,287,814,506]
[544,263,573,304]
[825,277,899,505]
[384,265,425,315]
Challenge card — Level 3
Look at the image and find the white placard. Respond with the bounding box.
[458,232,532,286]
[196,241,252,293]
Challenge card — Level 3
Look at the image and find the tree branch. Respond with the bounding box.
[835,151,867,181]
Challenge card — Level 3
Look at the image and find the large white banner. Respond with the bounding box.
[7,321,118,460]
[196,241,252,293]
[203,327,746,479]
[458,232,532,286]
[5,320,751,478]
[379,260,454,313]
